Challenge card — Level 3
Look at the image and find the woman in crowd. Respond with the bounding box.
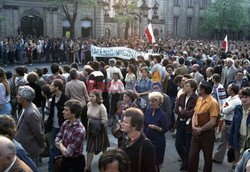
[134,67,152,110]
[85,89,110,172]
[144,92,168,168]
[116,90,139,147]
[41,84,51,123]
[0,67,11,115]
[124,64,136,90]
[109,72,124,126]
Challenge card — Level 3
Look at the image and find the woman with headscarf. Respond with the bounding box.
[0,67,11,115]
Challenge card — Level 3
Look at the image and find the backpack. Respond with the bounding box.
[152,66,161,82]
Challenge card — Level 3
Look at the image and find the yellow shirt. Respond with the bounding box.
[194,94,220,126]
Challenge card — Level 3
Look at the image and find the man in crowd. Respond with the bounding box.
[15,86,45,166]
[190,64,204,85]
[0,115,38,171]
[55,99,86,172]
[106,58,124,82]
[0,136,32,172]
[121,108,158,172]
[175,57,189,76]
[228,87,250,167]
[46,63,66,85]
[221,58,238,89]
[213,83,241,163]
[47,79,69,172]
[188,81,220,172]
[87,61,104,92]
[206,67,214,87]
[229,70,249,89]
[175,79,199,171]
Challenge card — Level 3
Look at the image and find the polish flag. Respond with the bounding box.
[145,23,155,44]
[222,35,228,53]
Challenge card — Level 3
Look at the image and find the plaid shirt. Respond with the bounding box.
[55,119,85,157]
[46,73,66,85]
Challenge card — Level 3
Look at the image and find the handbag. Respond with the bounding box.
[111,123,123,139]
[227,148,235,163]
[53,155,63,172]
[88,119,103,137]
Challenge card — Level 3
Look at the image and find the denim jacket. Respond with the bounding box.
[228,105,250,149]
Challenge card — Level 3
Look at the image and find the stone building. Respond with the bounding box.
[0,0,211,40]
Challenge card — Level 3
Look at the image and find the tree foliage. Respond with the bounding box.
[113,0,140,39]
[45,0,96,38]
[199,0,249,39]
[0,14,8,21]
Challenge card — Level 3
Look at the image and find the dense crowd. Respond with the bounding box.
[0,35,250,172]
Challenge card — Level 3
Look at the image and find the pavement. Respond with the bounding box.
[2,62,234,172]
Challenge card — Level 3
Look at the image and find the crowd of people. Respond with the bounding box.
[0,35,250,172]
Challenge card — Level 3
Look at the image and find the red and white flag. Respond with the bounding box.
[145,23,155,44]
[222,35,228,53]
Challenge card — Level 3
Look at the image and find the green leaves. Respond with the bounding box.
[199,0,249,39]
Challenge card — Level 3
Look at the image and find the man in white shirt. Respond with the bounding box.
[106,58,124,82]
[213,83,242,163]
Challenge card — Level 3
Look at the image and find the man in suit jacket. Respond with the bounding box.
[221,58,238,89]
[15,86,45,166]
[0,136,32,172]
[190,64,204,85]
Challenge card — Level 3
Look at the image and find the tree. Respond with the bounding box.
[199,0,249,40]
[113,0,140,39]
[45,0,96,38]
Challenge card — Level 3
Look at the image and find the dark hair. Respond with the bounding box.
[53,79,63,91]
[92,61,100,71]
[236,70,243,75]
[122,59,129,67]
[207,67,214,75]
[239,87,250,98]
[98,148,130,172]
[22,65,28,73]
[43,67,48,74]
[70,68,78,80]
[128,64,135,73]
[154,55,161,63]
[84,68,92,75]
[199,81,212,94]
[41,84,51,99]
[64,99,83,118]
[124,90,136,102]
[174,75,183,84]
[212,73,221,83]
[166,64,174,71]
[14,66,24,76]
[90,89,103,104]
[113,72,119,78]
[0,115,16,140]
[5,71,12,79]
[179,57,185,65]
[124,108,144,131]
[71,63,79,70]
[63,65,71,73]
[51,63,59,74]
[144,60,150,67]
[35,68,43,77]
[162,59,169,67]
[229,83,240,95]
[185,79,198,92]
[183,74,192,79]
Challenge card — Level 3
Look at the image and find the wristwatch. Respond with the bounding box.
[197,128,202,132]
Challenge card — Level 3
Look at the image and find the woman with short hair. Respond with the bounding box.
[144,92,168,168]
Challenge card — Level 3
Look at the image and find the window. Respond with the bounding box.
[187,18,192,36]
[174,17,179,35]
[188,0,193,6]
[200,0,204,8]
[174,0,179,5]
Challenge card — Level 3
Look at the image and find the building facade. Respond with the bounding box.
[0,0,211,40]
